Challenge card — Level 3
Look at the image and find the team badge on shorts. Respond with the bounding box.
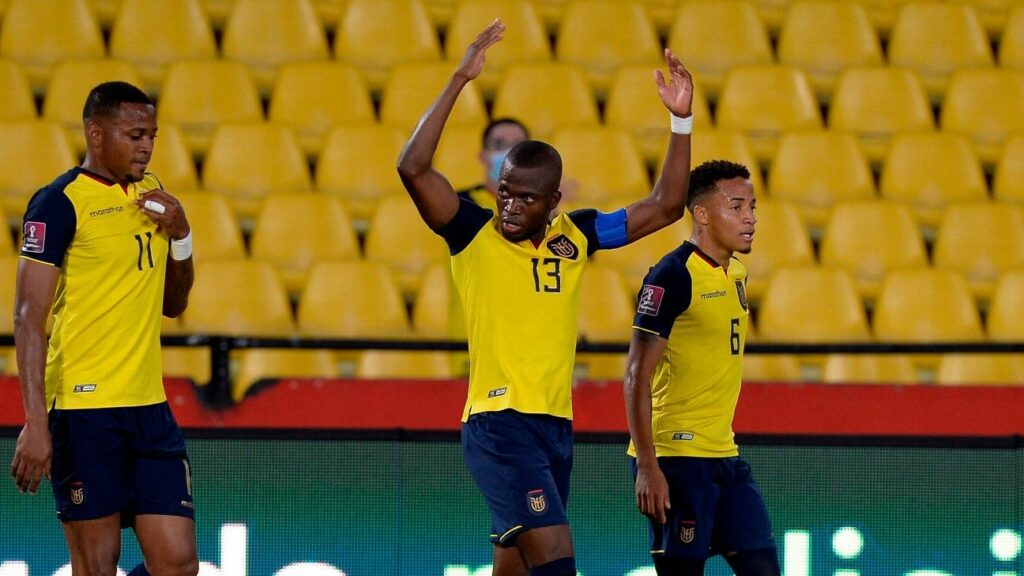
[69,482,85,505]
[735,280,748,311]
[527,489,547,515]
[546,235,579,260]
[680,521,696,544]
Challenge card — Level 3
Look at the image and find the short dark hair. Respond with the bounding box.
[83,81,152,122]
[482,117,529,149]
[687,160,751,210]
[506,140,562,182]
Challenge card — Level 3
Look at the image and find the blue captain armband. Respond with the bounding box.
[594,208,628,250]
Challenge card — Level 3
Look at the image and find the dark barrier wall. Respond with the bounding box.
[1,436,1022,576]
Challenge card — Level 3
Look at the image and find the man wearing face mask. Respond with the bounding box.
[457,118,531,211]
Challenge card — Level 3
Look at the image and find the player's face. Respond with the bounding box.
[706,177,757,255]
[496,165,561,243]
[90,102,157,184]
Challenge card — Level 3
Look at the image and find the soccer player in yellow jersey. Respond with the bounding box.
[398,21,695,576]
[625,160,779,575]
[10,82,197,576]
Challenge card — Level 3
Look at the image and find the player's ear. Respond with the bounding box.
[84,119,103,148]
[548,189,562,211]
[692,202,709,226]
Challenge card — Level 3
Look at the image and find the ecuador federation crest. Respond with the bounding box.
[69,483,85,505]
[735,280,748,311]
[527,489,547,515]
[680,521,696,544]
[546,234,579,260]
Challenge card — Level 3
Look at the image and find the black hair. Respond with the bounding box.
[687,159,751,210]
[482,117,530,148]
[82,81,152,122]
[505,140,562,190]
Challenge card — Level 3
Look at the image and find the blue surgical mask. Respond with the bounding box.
[488,151,508,183]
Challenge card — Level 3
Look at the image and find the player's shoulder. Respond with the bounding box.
[25,168,81,211]
[645,242,697,286]
[729,255,748,277]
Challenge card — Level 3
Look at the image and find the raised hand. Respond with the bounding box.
[455,19,505,83]
[654,48,694,119]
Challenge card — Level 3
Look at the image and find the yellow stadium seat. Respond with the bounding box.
[364,196,450,297]
[940,68,1024,166]
[962,0,1017,39]
[879,132,988,229]
[443,0,550,94]
[550,127,650,211]
[161,347,210,385]
[555,0,661,97]
[936,354,1024,386]
[0,256,18,335]
[87,0,123,27]
[297,260,413,338]
[993,134,1024,204]
[758,267,870,342]
[491,63,599,140]
[315,124,408,224]
[182,259,295,336]
[158,60,263,156]
[741,200,815,302]
[999,5,1024,70]
[669,130,765,196]
[932,202,1024,301]
[873,269,984,342]
[268,62,375,158]
[309,0,346,28]
[201,123,312,221]
[574,264,631,380]
[334,0,441,92]
[857,0,916,38]
[0,60,36,121]
[743,354,803,382]
[198,0,236,29]
[435,125,485,192]
[988,270,1024,341]
[819,201,926,301]
[667,0,773,99]
[147,124,199,193]
[887,2,993,101]
[1,347,17,377]
[766,131,876,230]
[776,1,882,102]
[221,0,329,94]
[357,350,455,379]
[605,66,712,166]
[411,262,455,339]
[715,65,822,164]
[109,0,217,93]
[43,59,144,155]
[0,0,105,91]
[822,354,919,384]
[233,349,338,401]
[0,207,12,255]
[0,120,76,217]
[174,191,246,262]
[827,66,934,165]
[379,62,487,133]
[249,193,361,296]
[596,218,692,293]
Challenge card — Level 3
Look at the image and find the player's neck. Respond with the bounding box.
[689,232,732,271]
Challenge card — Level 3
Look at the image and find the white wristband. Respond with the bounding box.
[670,113,694,135]
[170,231,193,261]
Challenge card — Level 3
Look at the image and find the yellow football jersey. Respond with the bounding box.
[439,200,626,421]
[628,242,750,458]
[21,168,168,410]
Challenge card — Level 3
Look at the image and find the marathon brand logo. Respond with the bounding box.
[89,206,123,218]
[546,235,579,260]
[637,285,665,316]
[22,221,45,253]
[700,290,727,301]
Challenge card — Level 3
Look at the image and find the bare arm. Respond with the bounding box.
[10,259,59,493]
[623,49,694,243]
[397,20,504,230]
[624,328,671,523]
[136,188,194,317]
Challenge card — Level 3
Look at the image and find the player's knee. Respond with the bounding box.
[77,557,121,576]
[529,557,576,576]
[653,555,706,576]
[146,554,199,576]
[723,548,780,576]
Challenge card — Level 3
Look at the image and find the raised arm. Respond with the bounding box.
[10,259,59,493]
[624,329,671,524]
[397,20,504,230]
[623,49,694,243]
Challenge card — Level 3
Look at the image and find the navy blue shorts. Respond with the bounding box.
[462,410,573,546]
[49,402,194,526]
[630,456,775,559]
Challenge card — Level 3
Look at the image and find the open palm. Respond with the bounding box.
[456,19,505,82]
[655,49,694,118]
